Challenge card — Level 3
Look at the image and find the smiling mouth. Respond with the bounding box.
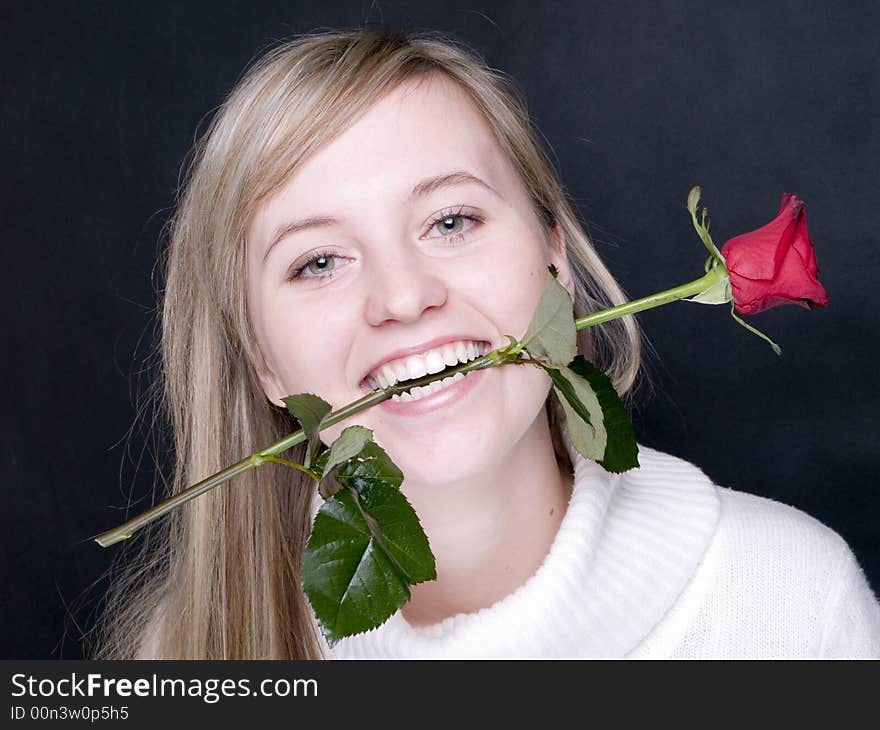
[364,361,478,397]
[360,340,491,393]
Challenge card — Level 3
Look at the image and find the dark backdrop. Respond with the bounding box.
[3,0,877,658]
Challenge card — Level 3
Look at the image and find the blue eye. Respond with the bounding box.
[288,252,339,281]
[426,207,481,243]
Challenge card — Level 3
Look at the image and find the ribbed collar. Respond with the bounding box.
[317,433,721,658]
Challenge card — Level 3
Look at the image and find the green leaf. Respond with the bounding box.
[302,477,435,646]
[541,356,639,473]
[520,269,577,365]
[327,436,428,580]
[542,364,606,463]
[566,356,639,472]
[314,436,405,501]
[321,425,373,479]
[333,439,404,492]
[311,449,341,500]
[312,448,329,475]
[281,393,332,469]
[303,489,411,646]
[338,472,434,585]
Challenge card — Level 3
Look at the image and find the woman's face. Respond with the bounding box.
[246,73,573,485]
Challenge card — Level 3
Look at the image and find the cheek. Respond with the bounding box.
[261,305,351,398]
[479,248,548,337]
[286,340,343,393]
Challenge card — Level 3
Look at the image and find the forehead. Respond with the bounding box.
[252,74,510,227]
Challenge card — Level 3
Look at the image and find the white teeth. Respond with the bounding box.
[425,350,446,374]
[393,361,409,383]
[390,371,466,402]
[367,364,399,390]
[366,339,489,391]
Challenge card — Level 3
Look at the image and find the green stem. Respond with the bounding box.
[94,267,723,548]
[574,268,724,330]
[94,354,504,547]
[261,455,321,481]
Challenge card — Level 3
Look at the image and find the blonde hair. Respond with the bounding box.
[90,27,647,660]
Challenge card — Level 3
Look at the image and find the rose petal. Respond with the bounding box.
[721,194,828,315]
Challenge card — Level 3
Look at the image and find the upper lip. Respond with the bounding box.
[360,335,491,387]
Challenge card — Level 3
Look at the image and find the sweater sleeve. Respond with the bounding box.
[818,544,880,658]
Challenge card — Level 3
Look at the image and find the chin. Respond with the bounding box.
[387,413,535,490]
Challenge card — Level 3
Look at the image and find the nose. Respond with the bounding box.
[363,245,448,327]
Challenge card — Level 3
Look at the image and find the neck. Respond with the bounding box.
[399,407,574,627]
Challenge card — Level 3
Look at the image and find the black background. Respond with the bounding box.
[3,0,877,659]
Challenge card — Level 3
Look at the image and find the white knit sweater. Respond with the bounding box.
[318,437,880,659]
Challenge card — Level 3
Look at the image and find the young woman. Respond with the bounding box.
[93,28,880,659]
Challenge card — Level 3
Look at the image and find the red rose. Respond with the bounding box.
[720,194,829,315]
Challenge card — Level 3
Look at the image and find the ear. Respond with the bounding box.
[546,222,575,301]
[256,365,287,409]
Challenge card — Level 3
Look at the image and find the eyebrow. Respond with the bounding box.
[261,170,497,263]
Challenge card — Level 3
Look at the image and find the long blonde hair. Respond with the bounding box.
[91,27,647,660]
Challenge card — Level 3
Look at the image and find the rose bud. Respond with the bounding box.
[720,194,829,315]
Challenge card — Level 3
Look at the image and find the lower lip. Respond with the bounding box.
[375,368,488,416]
